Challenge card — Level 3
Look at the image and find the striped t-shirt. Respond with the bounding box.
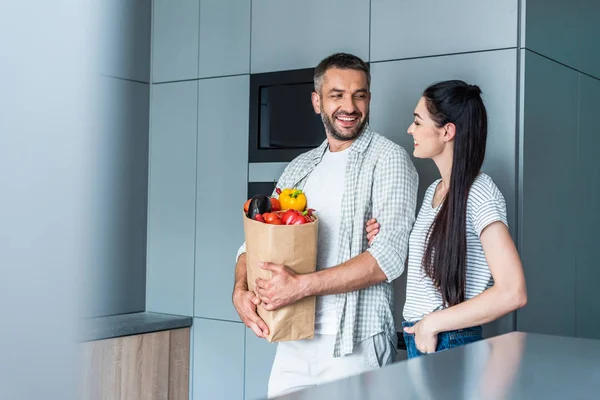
[403,173,508,322]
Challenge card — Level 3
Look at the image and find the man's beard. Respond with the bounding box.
[320,105,369,142]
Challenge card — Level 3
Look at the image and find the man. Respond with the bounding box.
[232,53,418,398]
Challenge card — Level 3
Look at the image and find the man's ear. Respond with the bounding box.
[444,123,456,142]
[311,91,321,114]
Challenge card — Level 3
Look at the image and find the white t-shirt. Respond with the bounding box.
[302,146,349,334]
[403,173,508,322]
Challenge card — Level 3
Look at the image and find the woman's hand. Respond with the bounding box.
[366,218,380,246]
[403,316,439,354]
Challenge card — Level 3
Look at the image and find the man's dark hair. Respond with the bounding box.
[314,53,370,93]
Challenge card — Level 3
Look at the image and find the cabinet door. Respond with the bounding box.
[194,75,248,322]
[147,81,198,316]
[81,329,190,400]
[193,318,245,400]
[245,329,277,400]
[575,74,600,339]
[152,0,199,82]
[251,0,369,73]
[525,0,600,79]
[370,0,518,62]
[517,51,579,336]
[198,0,251,78]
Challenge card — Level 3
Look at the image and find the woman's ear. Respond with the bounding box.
[443,123,456,142]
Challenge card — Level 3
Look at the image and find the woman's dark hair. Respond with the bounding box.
[422,80,488,307]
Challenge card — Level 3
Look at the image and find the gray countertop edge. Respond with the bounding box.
[79,311,193,342]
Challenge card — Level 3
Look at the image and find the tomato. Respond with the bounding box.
[263,212,280,224]
[243,198,251,213]
[279,189,307,211]
[270,197,281,211]
[268,217,283,225]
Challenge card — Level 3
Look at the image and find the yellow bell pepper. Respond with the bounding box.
[278,188,307,211]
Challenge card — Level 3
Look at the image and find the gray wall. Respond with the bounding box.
[83,0,151,318]
[517,0,600,339]
[1,3,83,397]
[148,1,524,399]
[0,1,150,398]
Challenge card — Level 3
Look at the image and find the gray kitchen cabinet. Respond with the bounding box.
[152,0,199,82]
[194,75,249,322]
[370,0,518,62]
[147,81,198,316]
[517,50,579,337]
[192,318,245,400]
[198,0,251,78]
[245,329,278,400]
[251,0,369,73]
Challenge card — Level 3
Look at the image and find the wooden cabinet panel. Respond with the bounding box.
[168,328,191,400]
[81,328,190,400]
[120,331,170,400]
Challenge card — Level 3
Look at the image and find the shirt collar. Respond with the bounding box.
[311,124,374,164]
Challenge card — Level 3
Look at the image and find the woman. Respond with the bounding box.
[366,80,527,358]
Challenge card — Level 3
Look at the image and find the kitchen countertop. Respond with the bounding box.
[79,311,193,342]
[275,331,600,399]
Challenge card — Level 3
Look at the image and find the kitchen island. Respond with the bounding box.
[275,331,600,399]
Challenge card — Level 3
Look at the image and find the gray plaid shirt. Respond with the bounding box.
[239,125,418,356]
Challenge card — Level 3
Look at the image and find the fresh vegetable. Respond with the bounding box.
[289,216,307,225]
[278,189,307,211]
[246,195,272,220]
[270,197,281,211]
[244,189,316,225]
[263,212,281,225]
[244,196,280,212]
[281,209,300,225]
[280,209,314,225]
[304,209,316,223]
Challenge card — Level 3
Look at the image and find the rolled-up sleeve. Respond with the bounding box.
[367,147,418,282]
[236,242,247,262]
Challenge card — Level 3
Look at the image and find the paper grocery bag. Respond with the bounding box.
[243,212,318,342]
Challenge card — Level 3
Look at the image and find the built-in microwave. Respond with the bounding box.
[248,67,325,163]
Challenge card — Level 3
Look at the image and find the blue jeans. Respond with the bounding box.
[402,320,483,359]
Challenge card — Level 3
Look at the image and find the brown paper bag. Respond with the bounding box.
[243,212,318,342]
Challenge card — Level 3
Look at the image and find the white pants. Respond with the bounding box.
[267,334,395,398]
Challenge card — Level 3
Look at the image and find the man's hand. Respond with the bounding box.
[255,262,307,311]
[232,288,269,338]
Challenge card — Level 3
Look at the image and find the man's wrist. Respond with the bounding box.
[233,280,248,293]
[298,273,315,298]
